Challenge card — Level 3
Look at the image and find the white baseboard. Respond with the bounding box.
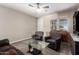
[10,37,32,44]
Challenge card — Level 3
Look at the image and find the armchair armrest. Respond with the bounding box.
[45,36,51,42]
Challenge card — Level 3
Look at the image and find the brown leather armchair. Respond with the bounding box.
[0,39,24,55]
[32,31,44,41]
[45,31,61,51]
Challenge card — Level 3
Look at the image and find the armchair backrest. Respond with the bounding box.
[50,31,61,39]
[0,39,9,47]
[35,31,44,37]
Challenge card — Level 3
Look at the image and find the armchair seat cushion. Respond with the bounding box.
[0,49,17,55]
[46,39,56,43]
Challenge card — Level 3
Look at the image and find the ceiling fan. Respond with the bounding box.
[28,3,50,9]
[28,3,50,13]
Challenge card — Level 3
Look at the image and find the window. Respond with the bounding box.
[50,20,57,30]
[59,19,68,31]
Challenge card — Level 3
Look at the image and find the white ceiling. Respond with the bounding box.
[0,3,78,18]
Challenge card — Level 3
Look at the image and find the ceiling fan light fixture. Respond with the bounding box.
[36,8,43,13]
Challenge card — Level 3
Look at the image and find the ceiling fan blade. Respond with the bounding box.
[43,6,49,8]
[29,4,34,7]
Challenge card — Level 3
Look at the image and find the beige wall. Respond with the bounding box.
[58,9,77,33]
[37,9,77,36]
[0,6,37,43]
